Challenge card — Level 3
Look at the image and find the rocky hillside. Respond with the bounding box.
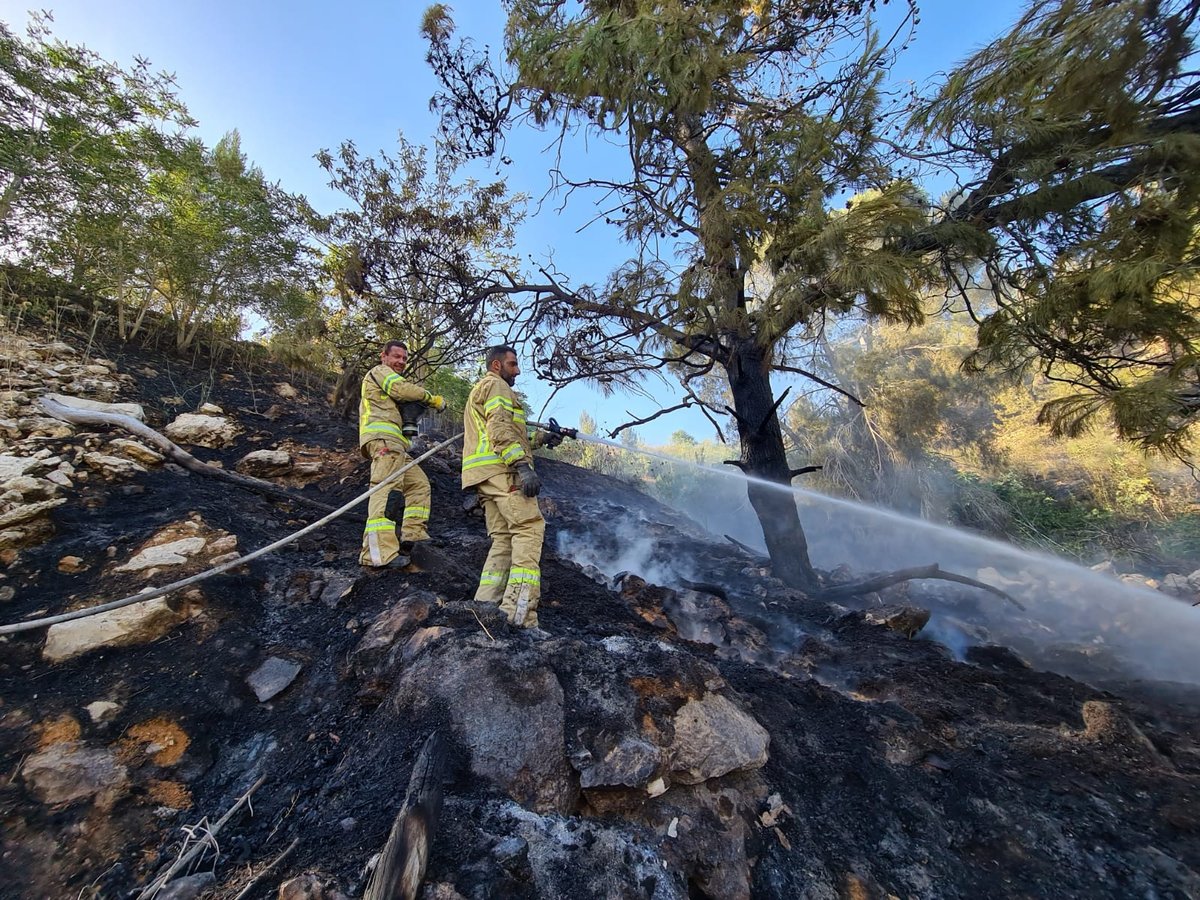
[1,322,1199,899]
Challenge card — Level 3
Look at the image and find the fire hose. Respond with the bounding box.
[0,432,464,636]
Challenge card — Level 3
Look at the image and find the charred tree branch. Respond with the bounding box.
[819,563,1025,610]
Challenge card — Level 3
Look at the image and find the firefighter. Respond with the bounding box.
[359,340,445,568]
[462,345,564,628]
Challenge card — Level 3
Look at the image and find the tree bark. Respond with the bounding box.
[364,731,446,900]
[724,336,819,591]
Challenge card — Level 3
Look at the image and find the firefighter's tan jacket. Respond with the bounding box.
[358,364,434,458]
[462,372,532,489]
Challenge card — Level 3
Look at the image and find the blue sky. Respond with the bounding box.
[2,0,1029,442]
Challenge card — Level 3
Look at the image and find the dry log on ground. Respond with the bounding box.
[363,730,447,900]
[819,563,1026,611]
[39,396,334,512]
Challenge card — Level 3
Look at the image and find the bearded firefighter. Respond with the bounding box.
[359,340,445,568]
[462,345,568,628]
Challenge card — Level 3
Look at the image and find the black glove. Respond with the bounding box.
[541,431,564,450]
[515,462,542,498]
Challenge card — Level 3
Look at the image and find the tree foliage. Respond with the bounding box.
[313,135,524,381]
[912,0,1200,456]
[0,13,190,255]
[425,0,934,589]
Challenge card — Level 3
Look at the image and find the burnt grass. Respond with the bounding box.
[1,328,1199,899]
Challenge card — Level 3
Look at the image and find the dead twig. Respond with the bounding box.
[819,563,1026,611]
[231,837,300,900]
[470,605,495,641]
[137,774,267,899]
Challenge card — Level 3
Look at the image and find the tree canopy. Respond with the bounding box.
[912,0,1200,456]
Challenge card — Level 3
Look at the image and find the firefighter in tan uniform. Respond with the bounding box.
[462,345,563,628]
[359,340,445,567]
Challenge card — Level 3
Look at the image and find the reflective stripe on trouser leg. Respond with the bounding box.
[508,566,541,627]
[474,477,513,603]
[397,461,431,543]
[361,441,415,566]
[487,481,545,627]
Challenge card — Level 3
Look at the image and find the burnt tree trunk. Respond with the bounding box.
[363,730,446,900]
[724,336,819,592]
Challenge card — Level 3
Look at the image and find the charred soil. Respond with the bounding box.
[0,324,1198,899]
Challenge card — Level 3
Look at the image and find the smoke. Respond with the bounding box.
[612,457,1200,686]
[557,517,698,588]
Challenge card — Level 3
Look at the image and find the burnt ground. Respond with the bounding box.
[0,327,1199,899]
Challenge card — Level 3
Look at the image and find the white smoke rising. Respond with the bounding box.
[627,460,1200,686]
[556,515,699,589]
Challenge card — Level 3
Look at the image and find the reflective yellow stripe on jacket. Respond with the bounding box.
[461,372,532,489]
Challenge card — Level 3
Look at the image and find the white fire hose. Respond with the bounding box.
[0,433,464,636]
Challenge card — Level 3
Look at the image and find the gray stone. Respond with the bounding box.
[669,693,769,785]
[235,449,292,477]
[350,592,435,677]
[391,643,577,814]
[247,656,302,702]
[576,734,662,789]
[663,589,730,646]
[864,604,932,638]
[1159,573,1194,599]
[275,382,299,399]
[155,873,216,900]
[22,743,129,808]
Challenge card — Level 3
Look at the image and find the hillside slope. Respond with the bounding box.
[0,324,1198,899]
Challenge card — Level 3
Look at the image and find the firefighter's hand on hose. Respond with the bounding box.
[539,430,564,450]
[427,394,446,411]
[515,461,542,498]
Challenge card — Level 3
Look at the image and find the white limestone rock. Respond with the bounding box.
[115,537,208,572]
[82,452,147,480]
[108,438,165,466]
[43,596,189,662]
[163,413,240,448]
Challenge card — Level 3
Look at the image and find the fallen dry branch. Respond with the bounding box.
[819,563,1026,611]
[137,773,267,900]
[364,731,447,900]
[0,433,464,635]
[231,836,299,900]
[39,395,334,512]
[723,534,769,563]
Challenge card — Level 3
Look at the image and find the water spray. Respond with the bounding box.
[531,418,795,492]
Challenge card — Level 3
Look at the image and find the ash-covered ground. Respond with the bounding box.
[1,326,1199,899]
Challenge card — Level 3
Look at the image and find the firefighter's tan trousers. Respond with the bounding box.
[474,472,545,627]
[360,440,431,567]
